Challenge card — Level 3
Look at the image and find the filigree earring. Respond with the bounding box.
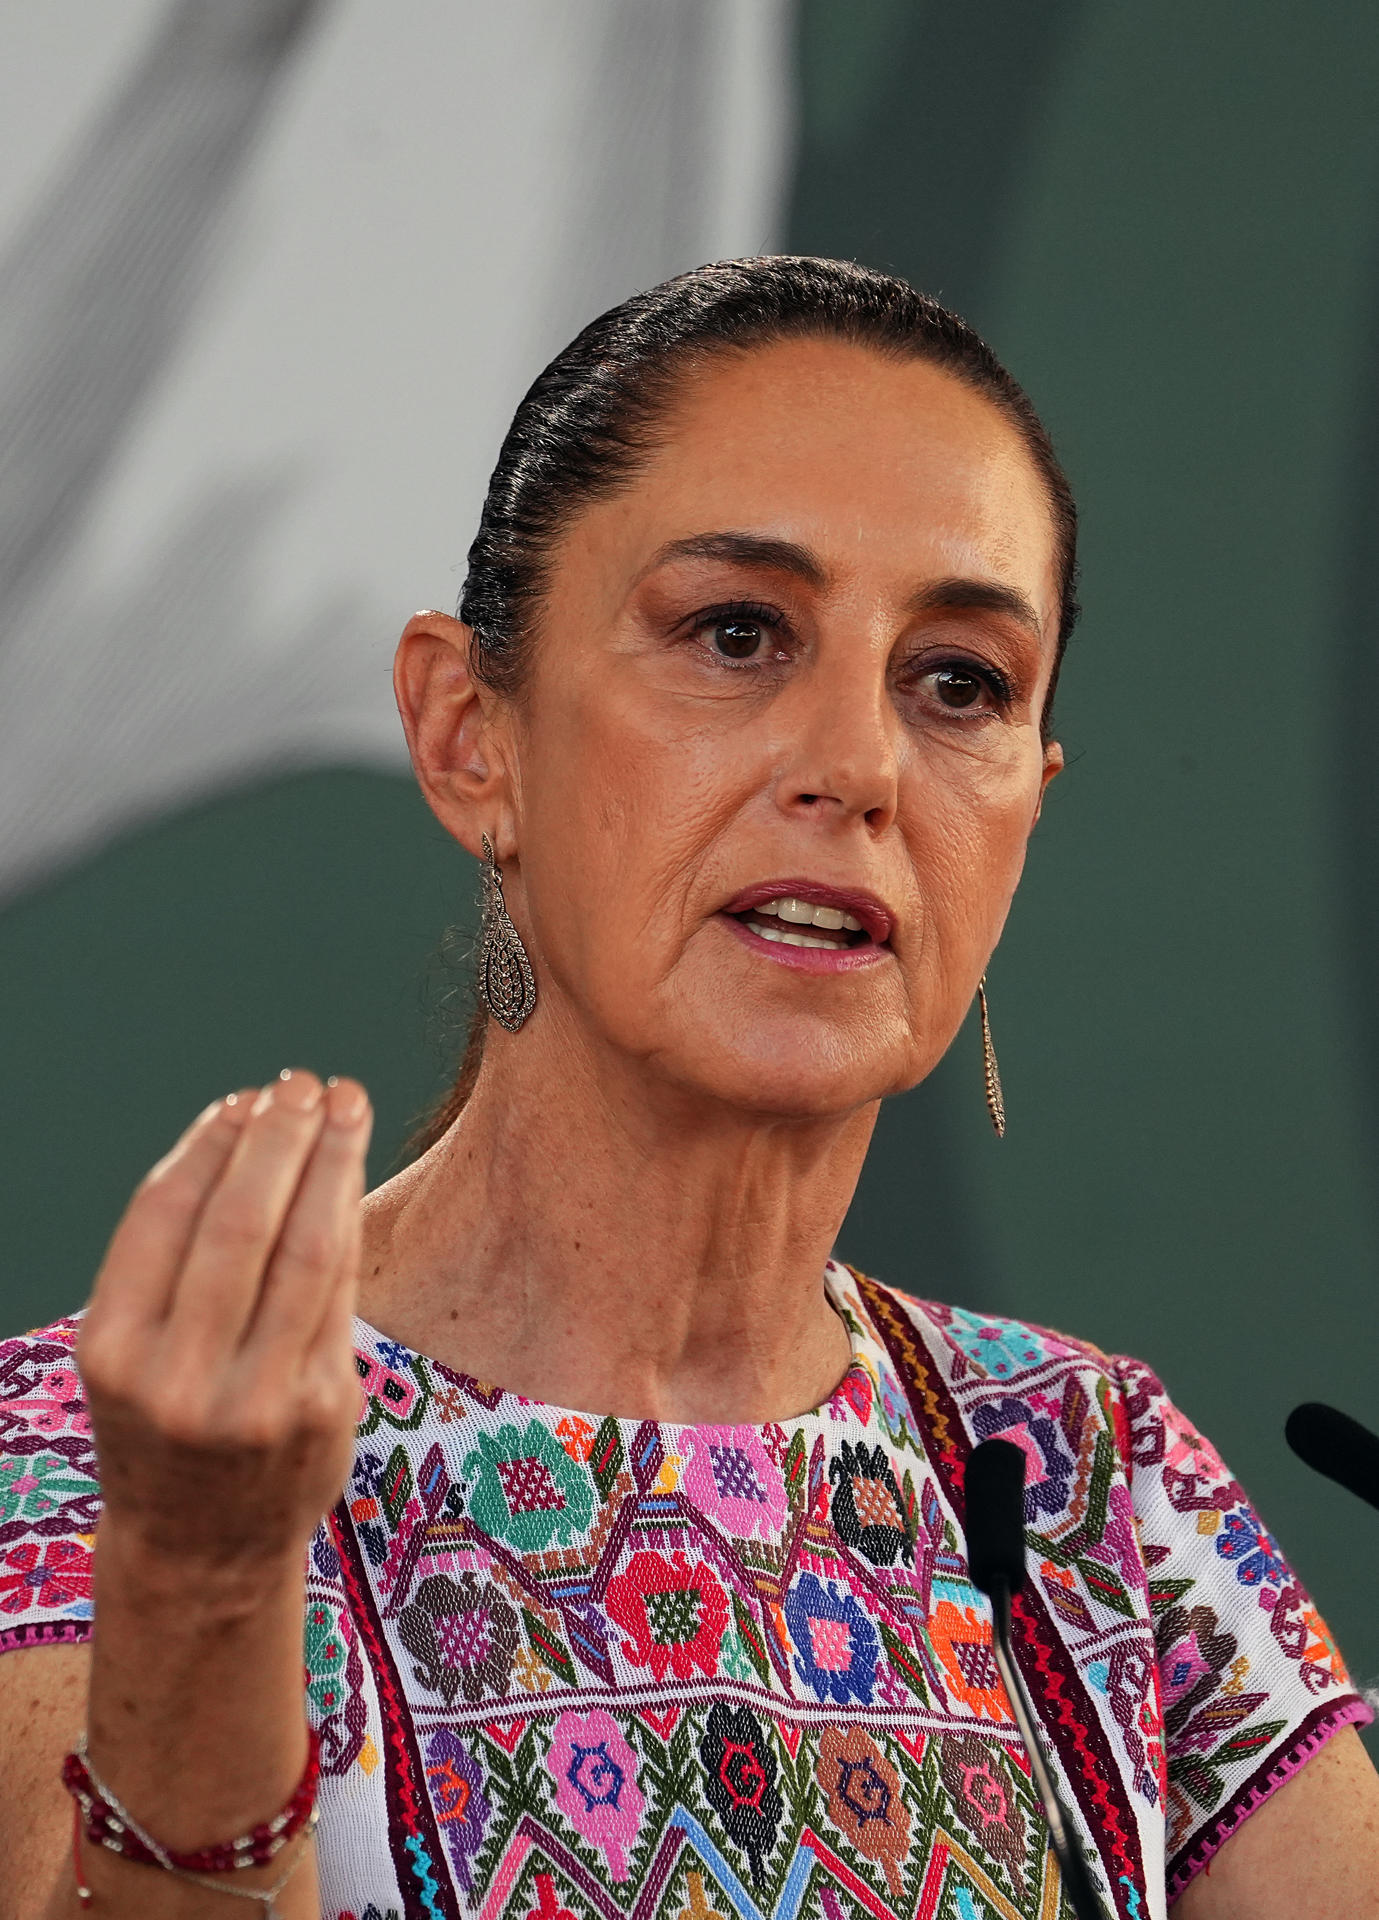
[977,975,1005,1138]
[477,834,537,1032]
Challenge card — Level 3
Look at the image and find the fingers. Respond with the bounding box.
[84,1092,256,1336]
[243,1077,372,1362]
[164,1069,333,1359]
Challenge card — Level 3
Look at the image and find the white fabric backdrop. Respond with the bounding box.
[0,0,794,905]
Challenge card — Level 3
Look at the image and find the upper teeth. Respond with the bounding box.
[756,897,864,933]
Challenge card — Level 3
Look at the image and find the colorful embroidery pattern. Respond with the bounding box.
[0,1269,1369,1920]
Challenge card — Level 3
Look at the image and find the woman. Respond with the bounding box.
[0,258,1375,1920]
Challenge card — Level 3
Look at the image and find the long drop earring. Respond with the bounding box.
[477,833,537,1032]
[977,975,1005,1138]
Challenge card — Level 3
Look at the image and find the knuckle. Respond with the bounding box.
[77,1319,140,1399]
[277,1223,338,1279]
[145,1382,213,1447]
[198,1204,270,1259]
[134,1159,199,1217]
[234,1408,291,1452]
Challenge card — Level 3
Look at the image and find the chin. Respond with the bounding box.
[655,1015,915,1121]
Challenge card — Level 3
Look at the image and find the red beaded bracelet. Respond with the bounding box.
[61,1727,320,1876]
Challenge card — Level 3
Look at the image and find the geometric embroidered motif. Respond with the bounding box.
[643,1584,703,1647]
[496,1455,566,1516]
[707,1444,765,1504]
[851,1473,902,1530]
[1,1262,1370,1920]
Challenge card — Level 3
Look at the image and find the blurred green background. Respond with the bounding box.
[3,0,1376,1743]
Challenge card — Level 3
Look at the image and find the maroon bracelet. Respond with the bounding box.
[61,1727,320,1875]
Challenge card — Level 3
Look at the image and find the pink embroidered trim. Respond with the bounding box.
[0,1618,91,1656]
[1167,1693,1375,1899]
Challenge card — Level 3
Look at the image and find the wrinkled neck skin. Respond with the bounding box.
[358,1015,874,1427]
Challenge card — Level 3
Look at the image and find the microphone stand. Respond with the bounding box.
[985,1579,1115,1920]
[964,1437,1115,1920]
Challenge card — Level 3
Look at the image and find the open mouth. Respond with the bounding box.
[728,896,877,952]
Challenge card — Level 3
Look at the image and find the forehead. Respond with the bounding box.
[575,337,1059,630]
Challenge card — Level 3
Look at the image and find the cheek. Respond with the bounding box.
[901,757,1041,956]
[515,687,749,964]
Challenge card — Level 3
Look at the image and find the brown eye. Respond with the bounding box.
[930,666,988,710]
[712,619,767,660]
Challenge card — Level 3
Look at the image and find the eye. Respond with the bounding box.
[916,662,1007,714]
[684,600,789,668]
[711,617,771,661]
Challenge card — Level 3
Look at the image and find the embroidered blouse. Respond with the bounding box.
[0,1265,1369,1920]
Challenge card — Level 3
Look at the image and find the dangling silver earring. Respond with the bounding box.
[977,975,1005,1138]
[477,833,537,1032]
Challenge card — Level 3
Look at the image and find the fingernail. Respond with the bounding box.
[274,1068,323,1113]
[326,1080,370,1127]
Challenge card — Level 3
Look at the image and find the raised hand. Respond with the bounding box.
[77,1070,373,1571]
[1,1072,375,1918]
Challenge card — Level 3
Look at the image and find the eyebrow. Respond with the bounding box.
[905,576,1043,639]
[644,533,1043,638]
[643,531,828,587]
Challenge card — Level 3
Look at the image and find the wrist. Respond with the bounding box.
[93,1513,310,1623]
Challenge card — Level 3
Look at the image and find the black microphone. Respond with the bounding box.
[1284,1402,1379,1513]
[964,1439,1115,1920]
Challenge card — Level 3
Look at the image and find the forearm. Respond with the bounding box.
[47,1522,318,1919]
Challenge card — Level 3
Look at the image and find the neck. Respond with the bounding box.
[359,1025,875,1424]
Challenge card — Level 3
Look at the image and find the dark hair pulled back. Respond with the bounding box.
[412,255,1079,1154]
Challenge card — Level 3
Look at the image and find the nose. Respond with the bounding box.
[771,657,899,835]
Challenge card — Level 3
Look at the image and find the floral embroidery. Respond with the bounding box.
[1216,1508,1289,1590]
[1156,1603,1238,1734]
[831,1366,873,1424]
[0,1536,92,1612]
[1,1366,88,1436]
[783,1572,879,1706]
[462,1421,595,1552]
[971,1394,1075,1521]
[876,1363,915,1448]
[816,1724,910,1895]
[928,1598,1011,1722]
[425,1727,491,1892]
[0,1451,92,1526]
[355,1347,429,1434]
[396,1573,518,1706]
[305,1599,352,1716]
[678,1425,787,1538]
[698,1703,782,1887]
[554,1415,596,1464]
[943,1306,1052,1379]
[829,1440,912,1566]
[937,1731,1027,1882]
[605,1550,728,1683]
[0,1281,1367,1920]
[546,1709,644,1879]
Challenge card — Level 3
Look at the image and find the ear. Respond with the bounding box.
[393,610,515,859]
[1032,737,1064,826]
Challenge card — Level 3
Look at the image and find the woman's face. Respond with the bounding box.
[485,338,1063,1119]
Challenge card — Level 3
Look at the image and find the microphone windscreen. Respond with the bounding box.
[1285,1402,1379,1514]
[964,1437,1028,1596]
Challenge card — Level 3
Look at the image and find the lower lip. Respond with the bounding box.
[719,913,892,973]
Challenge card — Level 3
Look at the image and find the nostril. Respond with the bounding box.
[799,793,818,806]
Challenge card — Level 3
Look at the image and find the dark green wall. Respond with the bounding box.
[2,0,1375,1742]
[794,0,1379,1744]
[0,771,473,1333]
